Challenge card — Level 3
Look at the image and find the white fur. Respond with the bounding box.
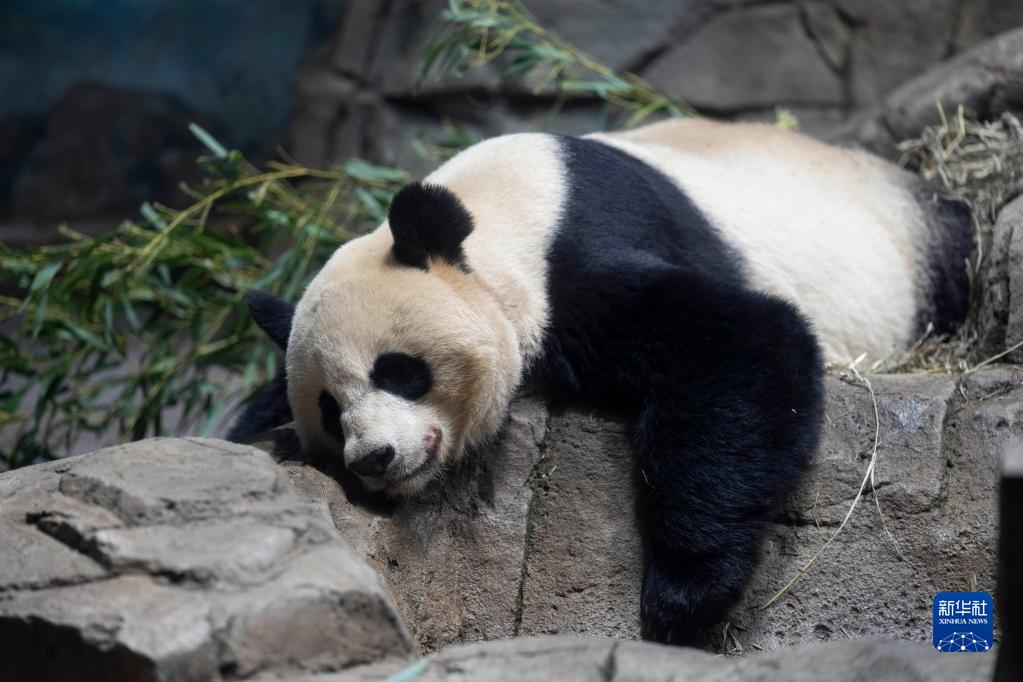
[425,133,567,362]
[590,119,927,365]
[286,134,565,493]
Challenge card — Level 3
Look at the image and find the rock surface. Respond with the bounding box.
[0,438,413,681]
[835,26,1023,156]
[643,4,845,110]
[2,369,1020,676]
[977,195,1023,363]
[322,635,995,682]
[288,0,1023,175]
[270,368,1022,654]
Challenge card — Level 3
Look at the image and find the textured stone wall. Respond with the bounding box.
[288,0,1023,177]
[0,439,412,680]
[281,368,1022,654]
[3,367,1018,678]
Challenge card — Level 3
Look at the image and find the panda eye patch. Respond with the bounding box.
[371,352,432,401]
[318,390,344,441]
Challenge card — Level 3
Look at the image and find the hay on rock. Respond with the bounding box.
[869,106,1023,373]
[898,105,1023,225]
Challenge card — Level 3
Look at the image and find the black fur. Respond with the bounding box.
[371,352,433,401]
[534,137,824,645]
[226,365,292,443]
[245,290,295,350]
[915,190,973,338]
[388,182,474,271]
[225,291,296,443]
[319,390,344,441]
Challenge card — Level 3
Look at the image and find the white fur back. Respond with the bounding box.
[591,119,927,365]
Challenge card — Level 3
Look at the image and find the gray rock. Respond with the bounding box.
[643,4,844,110]
[1010,214,1023,364]
[786,373,957,522]
[285,395,548,651]
[977,196,1023,363]
[90,521,299,587]
[286,0,1023,173]
[727,369,1018,650]
[0,520,107,592]
[527,1,710,74]
[218,545,410,679]
[518,408,642,639]
[56,438,286,525]
[9,83,210,223]
[1,576,220,681]
[325,635,994,682]
[837,0,961,104]
[835,27,1023,156]
[279,369,1020,653]
[0,438,412,681]
[4,369,1018,677]
[802,3,851,73]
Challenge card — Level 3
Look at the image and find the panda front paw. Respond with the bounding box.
[640,556,744,647]
[640,561,705,646]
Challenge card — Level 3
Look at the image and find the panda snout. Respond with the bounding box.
[348,443,396,478]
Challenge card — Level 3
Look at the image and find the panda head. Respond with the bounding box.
[251,182,521,495]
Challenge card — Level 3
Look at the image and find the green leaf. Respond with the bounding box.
[189,123,229,159]
[31,291,49,338]
[29,260,63,294]
[65,323,108,351]
[343,159,409,183]
[148,357,178,375]
[140,202,169,230]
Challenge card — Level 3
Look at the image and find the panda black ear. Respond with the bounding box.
[245,290,294,351]
[388,182,474,271]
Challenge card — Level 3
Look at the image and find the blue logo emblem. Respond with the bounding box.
[933,592,994,652]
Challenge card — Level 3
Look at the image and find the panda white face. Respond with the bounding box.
[285,220,521,496]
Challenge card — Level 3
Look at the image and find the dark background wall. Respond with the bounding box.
[0,0,341,239]
[3,0,1023,242]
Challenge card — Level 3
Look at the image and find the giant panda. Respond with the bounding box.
[228,117,972,645]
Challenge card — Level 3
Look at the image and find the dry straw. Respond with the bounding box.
[870,105,1023,373]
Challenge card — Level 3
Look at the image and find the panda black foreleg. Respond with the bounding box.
[226,366,292,443]
[597,272,825,645]
[634,385,806,645]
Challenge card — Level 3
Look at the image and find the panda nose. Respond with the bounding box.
[350,444,395,478]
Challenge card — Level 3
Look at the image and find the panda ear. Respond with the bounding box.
[388,182,474,271]
[245,290,294,351]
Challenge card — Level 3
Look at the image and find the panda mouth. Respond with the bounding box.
[424,426,442,460]
[386,428,442,489]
